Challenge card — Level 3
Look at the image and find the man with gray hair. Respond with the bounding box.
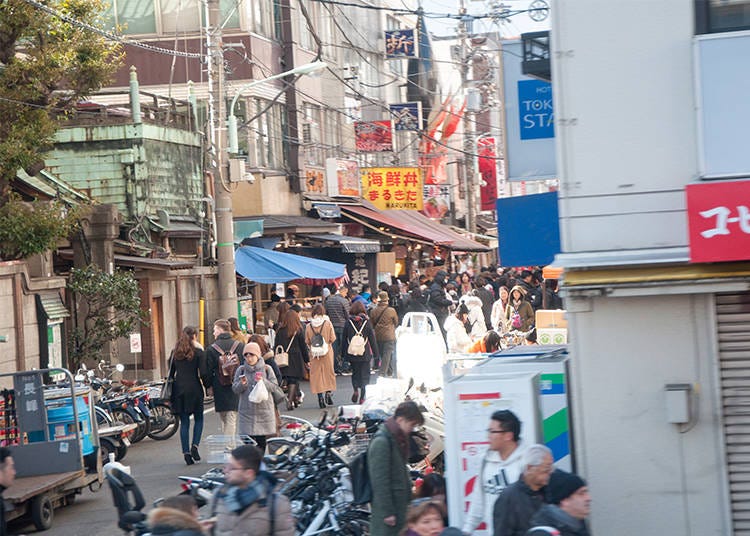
[492,444,554,536]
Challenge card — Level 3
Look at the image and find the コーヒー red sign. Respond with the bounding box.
[686,179,750,263]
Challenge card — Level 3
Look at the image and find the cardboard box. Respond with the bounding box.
[535,309,567,329]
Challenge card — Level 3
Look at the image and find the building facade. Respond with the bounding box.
[552,0,750,533]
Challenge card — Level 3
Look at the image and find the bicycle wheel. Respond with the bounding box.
[338,509,370,536]
[112,409,147,443]
[147,402,178,440]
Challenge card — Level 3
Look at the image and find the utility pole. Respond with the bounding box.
[458,1,478,234]
[206,0,237,319]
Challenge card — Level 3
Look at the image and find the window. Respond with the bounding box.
[252,0,276,38]
[105,0,157,35]
[249,99,285,170]
[697,0,750,33]
[161,0,201,33]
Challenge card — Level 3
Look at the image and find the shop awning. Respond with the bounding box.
[235,245,348,284]
[341,205,489,251]
[304,234,381,253]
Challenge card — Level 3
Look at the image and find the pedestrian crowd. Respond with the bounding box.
[134,268,572,536]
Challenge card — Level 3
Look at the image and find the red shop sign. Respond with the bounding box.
[686,179,750,263]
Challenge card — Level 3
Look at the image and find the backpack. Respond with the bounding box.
[347,319,368,356]
[212,340,241,386]
[309,324,328,357]
[349,450,372,505]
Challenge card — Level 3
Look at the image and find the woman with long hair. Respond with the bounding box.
[275,309,310,410]
[228,317,248,345]
[505,286,535,332]
[305,303,336,408]
[490,286,510,333]
[458,272,474,297]
[342,300,379,404]
[169,326,209,465]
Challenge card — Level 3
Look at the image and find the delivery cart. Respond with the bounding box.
[1,368,103,531]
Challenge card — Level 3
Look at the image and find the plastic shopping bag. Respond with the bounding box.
[248,380,269,403]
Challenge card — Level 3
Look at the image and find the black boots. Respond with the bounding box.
[191,445,201,461]
[184,453,194,465]
[318,393,326,409]
[351,387,359,403]
[287,384,298,411]
[325,391,334,406]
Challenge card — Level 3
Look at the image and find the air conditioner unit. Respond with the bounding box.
[301,122,319,144]
[229,158,255,183]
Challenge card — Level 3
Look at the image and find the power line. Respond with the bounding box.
[19,0,203,59]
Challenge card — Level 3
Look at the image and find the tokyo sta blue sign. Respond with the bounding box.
[517,80,554,140]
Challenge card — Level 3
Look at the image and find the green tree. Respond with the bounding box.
[0,0,122,193]
[0,193,82,260]
[67,265,146,370]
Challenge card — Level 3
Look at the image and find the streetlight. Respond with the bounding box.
[227,61,327,154]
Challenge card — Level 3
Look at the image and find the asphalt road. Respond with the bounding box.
[8,377,353,535]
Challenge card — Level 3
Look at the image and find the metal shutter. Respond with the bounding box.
[718,292,750,534]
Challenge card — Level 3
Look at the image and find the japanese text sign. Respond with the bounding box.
[361,167,423,211]
[686,179,750,263]
[354,121,393,152]
[385,29,417,58]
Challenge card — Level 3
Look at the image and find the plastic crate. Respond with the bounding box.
[204,434,255,464]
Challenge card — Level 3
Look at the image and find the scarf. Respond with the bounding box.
[384,416,409,461]
[219,471,275,514]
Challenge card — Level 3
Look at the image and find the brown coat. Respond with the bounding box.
[213,486,294,536]
[304,317,337,394]
[370,303,399,342]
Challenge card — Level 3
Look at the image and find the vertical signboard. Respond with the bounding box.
[502,40,556,181]
[477,137,498,211]
[385,28,417,58]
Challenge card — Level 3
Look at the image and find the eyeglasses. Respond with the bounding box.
[224,465,248,472]
[487,429,509,434]
[243,352,258,357]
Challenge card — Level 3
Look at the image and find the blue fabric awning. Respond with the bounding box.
[234,246,348,284]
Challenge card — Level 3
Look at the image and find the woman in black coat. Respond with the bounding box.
[274,309,310,410]
[168,326,209,465]
[342,300,379,404]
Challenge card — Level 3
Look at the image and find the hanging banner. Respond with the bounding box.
[303,167,326,194]
[477,138,498,211]
[361,167,424,210]
[422,183,450,219]
[354,121,393,152]
[385,28,417,58]
[390,102,422,131]
[325,158,360,197]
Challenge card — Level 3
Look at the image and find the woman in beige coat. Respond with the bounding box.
[305,303,337,408]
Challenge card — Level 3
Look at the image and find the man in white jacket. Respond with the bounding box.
[462,410,526,535]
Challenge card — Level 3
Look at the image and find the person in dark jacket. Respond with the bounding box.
[474,276,496,330]
[518,271,543,312]
[0,447,15,534]
[146,495,206,535]
[368,401,425,536]
[526,471,590,536]
[493,444,554,536]
[169,326,210,465]
[206,319,241,443]
[428,271,454,339]
[275,309,310,410]
[325,285,350,374]
[342,300,379,404]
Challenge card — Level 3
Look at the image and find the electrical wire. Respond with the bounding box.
[19,0,203,59]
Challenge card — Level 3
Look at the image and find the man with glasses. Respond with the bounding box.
[493,444,554,536]
[462,410,526,535]
[211,444,294,535]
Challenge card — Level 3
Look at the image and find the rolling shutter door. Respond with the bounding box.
[718,292,750,534]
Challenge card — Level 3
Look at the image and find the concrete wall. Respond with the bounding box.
[551,0,696,254]
[566,291,728,533]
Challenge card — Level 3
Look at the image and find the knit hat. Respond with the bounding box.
[377,291,389,303]
[243,342,261,358]
[547,470,587,505]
